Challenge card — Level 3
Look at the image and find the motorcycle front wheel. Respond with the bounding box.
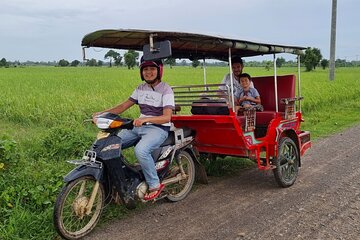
[53,176,105,240]
[165,150,195,202]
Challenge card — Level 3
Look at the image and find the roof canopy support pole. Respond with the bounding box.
[82,47,88,62]
[273,54,279,112]
[203,58,207,90]
[297,55,302,112]
[228,48,235,111]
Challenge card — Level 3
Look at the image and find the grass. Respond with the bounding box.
[0,66,359,239]
[298,68,360,138]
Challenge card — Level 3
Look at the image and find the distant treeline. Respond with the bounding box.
[1,56,359,69]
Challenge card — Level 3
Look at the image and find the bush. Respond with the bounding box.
[0,126,92,239]
[0,136,18,170]
[0,136,19,234]
[41,123,94,161]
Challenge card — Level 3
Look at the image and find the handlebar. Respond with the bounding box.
[83,119,93,123]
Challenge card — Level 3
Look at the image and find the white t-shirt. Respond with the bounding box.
[129,81,175,128]
[219,73,254,97]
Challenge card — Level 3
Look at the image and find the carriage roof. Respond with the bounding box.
[81,29,305,61]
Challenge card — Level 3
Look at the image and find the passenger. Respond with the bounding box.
[93,58,175,201]
[235,73,261,112]
[219,56,253,97]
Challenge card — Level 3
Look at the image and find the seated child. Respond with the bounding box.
[235,73,261,113]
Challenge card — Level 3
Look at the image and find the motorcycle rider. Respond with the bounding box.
[93,57,175,201]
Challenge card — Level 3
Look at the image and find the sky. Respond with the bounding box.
[1,0,359,62]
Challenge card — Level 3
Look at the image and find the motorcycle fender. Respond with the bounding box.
[180,145,199,161]
[64,165,103,183]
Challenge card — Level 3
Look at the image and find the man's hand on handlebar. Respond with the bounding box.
[133,118,148,127]
[92,112,102,123]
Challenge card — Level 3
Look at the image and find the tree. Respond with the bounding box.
[265,61,272,71]
[86,58,97,67]
[303,48,314,71]
[191,59,200,68]
[276,57,286,68]
[303,47,323,71]
[114,56,123,66]
[0,58,8,67]
[320,59,329,69]
[104,50,121,67]
[97,60,103,66]
[70,60,80,67]
[180,60,187,66]
[335,58,346,67]
[164,58,176,68]
[312,48,322,69]
[124,50,139,69]
[58,59,69,67]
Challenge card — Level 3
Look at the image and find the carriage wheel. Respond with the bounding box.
[273,137,300,188]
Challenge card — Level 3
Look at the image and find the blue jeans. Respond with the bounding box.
[118,125,168,189]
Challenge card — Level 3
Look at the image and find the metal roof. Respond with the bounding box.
[81,29,305,60]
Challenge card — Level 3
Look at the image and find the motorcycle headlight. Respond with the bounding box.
[95,117,123,129]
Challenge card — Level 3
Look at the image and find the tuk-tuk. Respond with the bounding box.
[81,29,311,188]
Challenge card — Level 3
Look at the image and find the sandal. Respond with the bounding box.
[144,183,165,201]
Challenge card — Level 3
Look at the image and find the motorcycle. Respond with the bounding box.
[53,112,197,240]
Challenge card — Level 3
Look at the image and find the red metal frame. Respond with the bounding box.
[172,110,310,170]
[171,74,311,171]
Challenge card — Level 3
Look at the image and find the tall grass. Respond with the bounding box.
[1,66,359,128]
[0,66,359,239]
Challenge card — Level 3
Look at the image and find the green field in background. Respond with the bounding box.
[0,66,359,239]
[1,66,359,132]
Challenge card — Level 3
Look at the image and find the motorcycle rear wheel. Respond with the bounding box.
[166,150,195,202]
[54,176,105,240]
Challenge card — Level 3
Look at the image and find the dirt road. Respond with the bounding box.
[85,125,360,240]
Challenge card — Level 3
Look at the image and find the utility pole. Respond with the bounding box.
[329,0,337,80]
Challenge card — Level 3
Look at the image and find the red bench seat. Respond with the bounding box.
[252,74,295,126]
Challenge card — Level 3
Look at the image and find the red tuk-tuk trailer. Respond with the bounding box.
[82,29,311,187]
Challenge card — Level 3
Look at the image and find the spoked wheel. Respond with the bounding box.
[54,176,105,240]
[273,137,300,188]
[165,150,195,202]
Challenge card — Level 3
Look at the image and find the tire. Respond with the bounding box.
[54,176,105,240]
[273,137,300,188]
[165,150,195,202]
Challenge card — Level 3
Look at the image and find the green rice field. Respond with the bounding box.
[0,66,359,239]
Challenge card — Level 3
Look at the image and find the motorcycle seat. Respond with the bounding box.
[160,127,193,147]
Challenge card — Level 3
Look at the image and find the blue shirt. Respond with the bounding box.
[235,87,260,106]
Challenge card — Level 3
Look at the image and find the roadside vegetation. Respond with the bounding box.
[1,47,360,69]
[0,66,359,239]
